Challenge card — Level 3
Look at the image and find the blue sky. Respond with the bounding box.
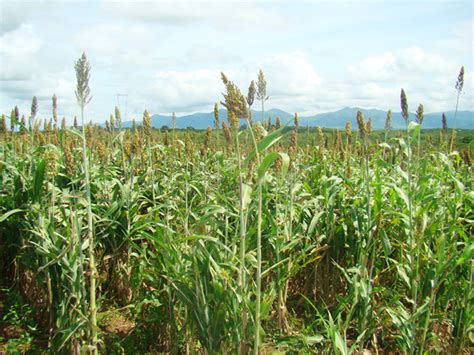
[0,0,472,123]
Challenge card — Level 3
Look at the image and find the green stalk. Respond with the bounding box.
[244,118,262,355]
[235,128,247,355]
[449,88,461,153]
[80,105,97,353]
[281,171,294,331]
[147,141,155,202]
[405,121,417,354]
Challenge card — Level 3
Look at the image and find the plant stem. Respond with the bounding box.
[235,129,247,355]
[81,106,97,353]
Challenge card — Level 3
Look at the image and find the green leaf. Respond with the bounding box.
[392,185,409,209]
[305,335,324,345]
[456,244,474,266]
[244,126,292,165]
[408,121,420,141]
[242,183,252,212]
[257,151,290,181]
[66,128,84,140]
[308,211,324,236]
[0,209,24,223]
[32,159,46,202]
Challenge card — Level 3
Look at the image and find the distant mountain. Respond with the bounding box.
[121,107,473,130]
[301,107,473,130]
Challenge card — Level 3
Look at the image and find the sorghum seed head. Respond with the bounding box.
[356,111,367,138]
[416,104,424,124]
[455,66,464,93]
[222,121,232,145]
[442,113,448,132]
[345,121,352,137]
[143,109,152,142]
[400,89,409,122]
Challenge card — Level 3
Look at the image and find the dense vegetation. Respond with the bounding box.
[0,55,472,354]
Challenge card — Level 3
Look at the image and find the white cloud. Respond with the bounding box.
[74,24,158,66]
[102,0,286,28]
[149,69,222,113]
[0,24,42,80]
[258,51,322,97]
[1,2,472,121]
[347,46,473,112]
[135,51,323,114]
[0,71,76,118]
[348,46,447,82]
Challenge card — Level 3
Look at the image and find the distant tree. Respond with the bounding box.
[161,125,169,131]
[74,115,78,129]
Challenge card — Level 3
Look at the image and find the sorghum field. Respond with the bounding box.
[0,55,472,354]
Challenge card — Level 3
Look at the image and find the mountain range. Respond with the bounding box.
[121,107,473,130]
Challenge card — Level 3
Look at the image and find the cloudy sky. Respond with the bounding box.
[0,0,472,123]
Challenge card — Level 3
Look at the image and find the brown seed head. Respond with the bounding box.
[275,116,281,129]
[345,121,352,137]
[143,109,152,142]
[356,111,367,138]
[222,121,232,145]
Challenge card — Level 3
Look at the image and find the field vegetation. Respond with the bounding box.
[0,54,472,354]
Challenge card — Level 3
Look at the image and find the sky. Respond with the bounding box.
[0,0,472,123]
